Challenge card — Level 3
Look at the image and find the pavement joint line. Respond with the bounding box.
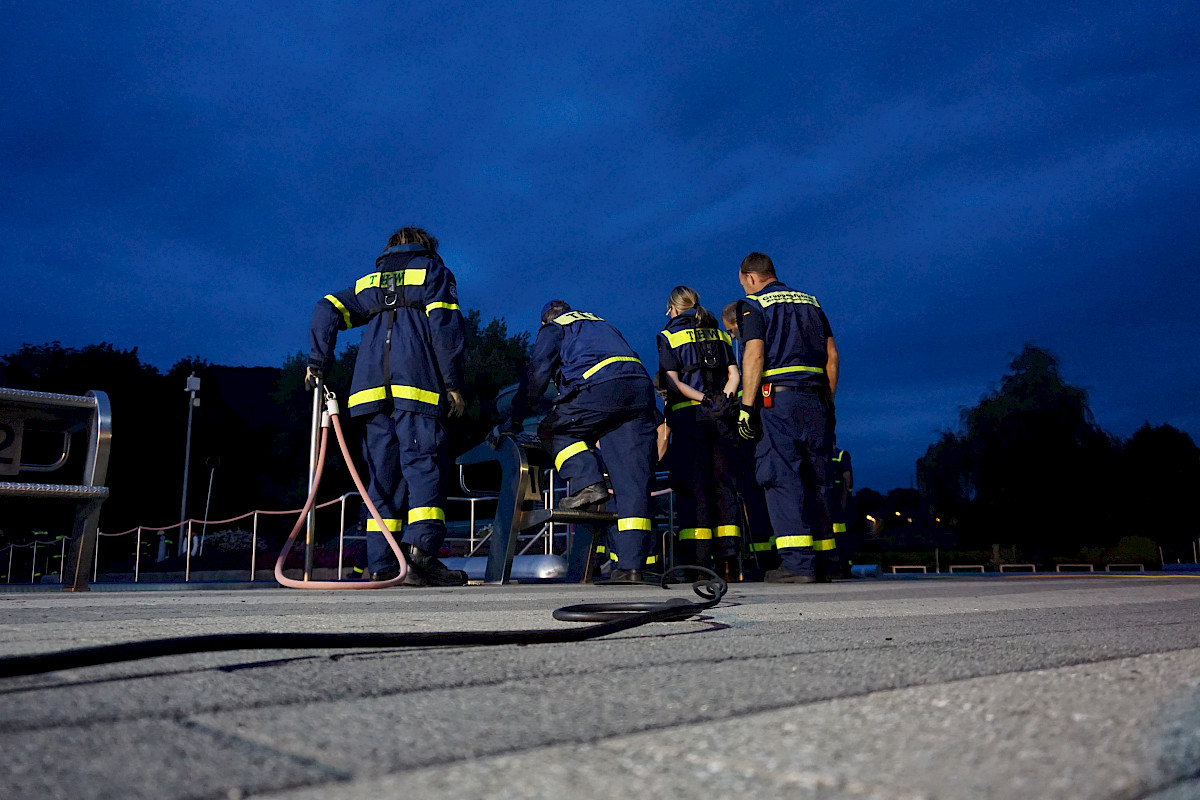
[185,645,1200,790]
[7,621,1200,743]
[176,717,355,782]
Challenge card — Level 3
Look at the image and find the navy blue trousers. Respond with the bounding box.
[538,380,658,570]
[754,390,838,576]
[668,409,741,565]
[360,409,449,574]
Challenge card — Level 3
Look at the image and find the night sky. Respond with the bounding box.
[4,1,1198,491]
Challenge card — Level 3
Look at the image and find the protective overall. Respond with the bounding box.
[309,243,465,574]
[739,281,838,578]
[512,310,658,571]
[657,309,741,571]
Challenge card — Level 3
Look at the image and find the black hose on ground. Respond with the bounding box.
[0,573,727,678]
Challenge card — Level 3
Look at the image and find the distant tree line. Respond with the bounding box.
[0,310,529,544]
[913,344,1199,562]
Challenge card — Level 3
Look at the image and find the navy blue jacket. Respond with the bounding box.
[513,311,650,421]
[656,309,735,414]
[309,244,465,418]
[738,280,833,391]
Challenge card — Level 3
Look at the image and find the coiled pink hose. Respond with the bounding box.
[275,394,408,589]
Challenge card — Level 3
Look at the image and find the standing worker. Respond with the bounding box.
[658,286,741,579]
[735,252,840,583]
[502,301,658,583]
[722,301,777,577]
[306,226,468,586]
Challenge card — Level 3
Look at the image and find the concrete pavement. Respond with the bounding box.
[2,574,1199,799]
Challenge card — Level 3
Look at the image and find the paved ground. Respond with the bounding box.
[2,574,1199,800]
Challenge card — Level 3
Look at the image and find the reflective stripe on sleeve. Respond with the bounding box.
[425,301,460,314]
[325,294,353,329]
[670,400,700,412]
[554,441,590,472]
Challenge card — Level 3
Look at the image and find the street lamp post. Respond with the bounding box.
[164,372,201,560]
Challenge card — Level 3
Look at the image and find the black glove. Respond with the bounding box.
[498,417,523,436]
[737,404,761,442]
[304,366,323,392]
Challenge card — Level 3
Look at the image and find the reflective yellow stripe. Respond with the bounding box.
[716,525,741,538]
[833,522,847,533]
[366,518,403,532]
[776,534,814,549]
[582,356,641,380]
[407,507,445,524]
[618,517,652,531]
[425,301,460,314]
[661,328,733,349]
[348,384,441,408]
[814,537,837,551]
[750,541,774,552]
[763,365,825,377]
[679,527,713,540]
[670,400,700,412]
[754,290,820,308]
[595,545,607,554]
[325,294,352,329]
[555,441,590,471]
[609,551,619,561]
[552,311,603,325]
[355,268,428,294]
[645,554,660,565]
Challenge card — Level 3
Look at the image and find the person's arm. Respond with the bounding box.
[657,421,670,461]
[425,263,466,417]
[740,338,764,404]
[666,370,705,402]
[308,284,367,375]
[723,363,740,396]
[512,324,562,424]
[825,336,839,397]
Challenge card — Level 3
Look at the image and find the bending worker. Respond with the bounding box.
[503,301,658,583]
[735,252,840,583]
[306,226,468,587]
[657,286,741,579]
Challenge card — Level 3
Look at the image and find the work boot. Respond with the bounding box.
[560,481,609,510]
[600,568,643,584]
[764,568,817,584]
[366,566,400,582]
[400,543,468,586]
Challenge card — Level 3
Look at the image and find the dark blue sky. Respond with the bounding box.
[4,1,1198,491]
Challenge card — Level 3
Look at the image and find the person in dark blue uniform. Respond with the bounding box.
[307,226,468,586]
[504,301,658,583]
[735,252,840,583]
[658,286,741,579]
[722,301,777,578]
[832,446,855,576]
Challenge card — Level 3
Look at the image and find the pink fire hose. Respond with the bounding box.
[275,389,408,589]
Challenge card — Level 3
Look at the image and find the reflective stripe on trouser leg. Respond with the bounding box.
[537,400,606,489]
[363,409,450,558]
[600,405,658,569]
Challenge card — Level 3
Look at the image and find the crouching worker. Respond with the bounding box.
[306,226,468,586]
[501,301,658,583]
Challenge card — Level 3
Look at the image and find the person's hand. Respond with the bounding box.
[737,404,761,441]
[447,390,466,419]
[304,366,323,392]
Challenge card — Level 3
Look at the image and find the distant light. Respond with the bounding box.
[895,511,902,516]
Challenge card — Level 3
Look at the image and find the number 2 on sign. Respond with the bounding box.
[0,418,24,476]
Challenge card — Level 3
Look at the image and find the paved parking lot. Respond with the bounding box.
[2,574,1199,799]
